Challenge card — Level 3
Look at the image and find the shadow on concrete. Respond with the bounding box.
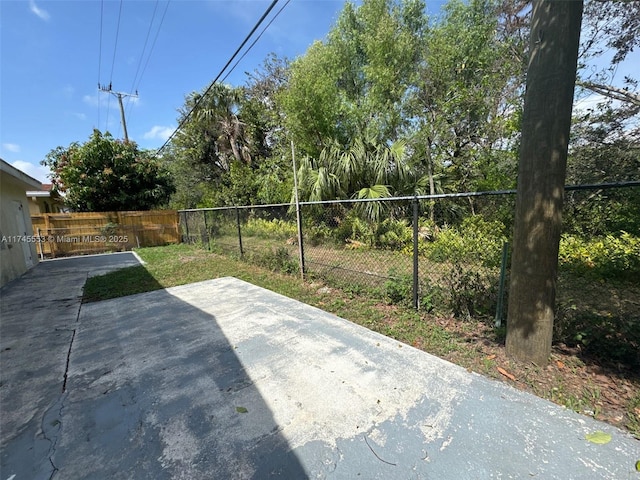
[1,253,307,479]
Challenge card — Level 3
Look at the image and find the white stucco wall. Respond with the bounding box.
[1,160,42,287]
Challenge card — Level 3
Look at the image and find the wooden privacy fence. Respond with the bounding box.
[31,210,179,258]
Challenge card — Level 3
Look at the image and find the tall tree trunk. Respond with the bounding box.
[506,0,583,365]
[426,141,435,223]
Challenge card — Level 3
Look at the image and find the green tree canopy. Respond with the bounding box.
[278,0,426,159]
[42,130,174,212]
[166,60,294,208]
[410,0,525,196]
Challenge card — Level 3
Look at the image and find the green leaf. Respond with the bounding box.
[635,460,640,471]
[584,431,612,444]
[235,406,248,414]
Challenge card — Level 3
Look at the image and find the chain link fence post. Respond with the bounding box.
[297,206,305,280]
[182,211,189,244]
[495,241,510,327]
[203,210,210,250]
[235,207,244,257]
[413,197,419,310]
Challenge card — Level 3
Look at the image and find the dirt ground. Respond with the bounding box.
[432,315,639,436]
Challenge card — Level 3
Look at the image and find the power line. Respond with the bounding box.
[220,0,291,84]
[136,0,171,91]
[106,0,124,132]
[126,0,171,120]
[155,0,281,156]
[97,0,104,129]
[125,0,160,113]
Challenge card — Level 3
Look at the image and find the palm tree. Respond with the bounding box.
[195,84,251,170]
[297,135,413,221]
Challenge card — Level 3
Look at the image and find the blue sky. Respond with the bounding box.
[1,1,637,184]
[1,0,373,182]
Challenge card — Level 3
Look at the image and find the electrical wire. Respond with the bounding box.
[97,0,104,130]
[220,0,291,84]
[124,0,160,114]
[155,0,281,156]
[130,0,160,92]
[106,0,124,133]
[126,0,171,121]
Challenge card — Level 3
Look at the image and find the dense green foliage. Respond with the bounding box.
[160,0,636,239]
[159,0,638,334]
[165,58,293,208]
[42,130,174,212]
[559,232,640,281]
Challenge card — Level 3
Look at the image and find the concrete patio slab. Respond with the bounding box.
[0,253,142,480]
[1,256,639,479]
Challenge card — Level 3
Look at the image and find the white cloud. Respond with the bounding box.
[83,93,99,107]
[11,161,51,183]
[29,0,50,21]
[83,91,109,107]
[143,126,174,141]
[2,143,21,153]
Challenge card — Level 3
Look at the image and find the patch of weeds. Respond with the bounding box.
[627,391,640,439]
[444,265,497,319]
[342,282,376,298]
[582,384,603,418]
[422,326,457,355]
[245,247,299,274]
[481,357,496,372]
[548,384,584,412]
[419,280,445,314]
[384,269,413,305]
[493,325,507,344]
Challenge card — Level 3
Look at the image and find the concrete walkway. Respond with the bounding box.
[1,254,638,479]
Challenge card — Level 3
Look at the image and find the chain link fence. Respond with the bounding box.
[179,182,639,366]
[179,191,521,318]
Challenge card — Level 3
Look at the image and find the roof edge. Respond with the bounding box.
[0,159,43,190]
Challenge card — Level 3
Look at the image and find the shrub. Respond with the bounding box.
[385,269,413,305]
[305,223,333,246]
[375,219,413,250]
[424,216,508,267]
[333,213,375,246]
[443,264,498,319]
[559,232,640,280]
[243,218,297,240]
[419,279,445,313]
[245,247,298,274]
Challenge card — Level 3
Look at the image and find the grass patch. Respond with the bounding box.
[83,243,639,437]
[83,265,161,302]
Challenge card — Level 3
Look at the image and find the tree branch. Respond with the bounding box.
[577,81,640,107]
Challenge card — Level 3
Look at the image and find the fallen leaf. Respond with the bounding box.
[556,360,565,369]
[585,431,612,444]
[636,460,640,471]
[236,406,248,414]
[486,354,497,360]
[497,366,516,382]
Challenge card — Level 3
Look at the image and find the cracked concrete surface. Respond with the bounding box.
[0,253,142,479]
[1,254,639,479]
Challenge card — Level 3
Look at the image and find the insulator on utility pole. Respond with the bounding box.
[97,83,138,142]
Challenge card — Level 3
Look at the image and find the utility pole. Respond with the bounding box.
[98,83,138,142]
